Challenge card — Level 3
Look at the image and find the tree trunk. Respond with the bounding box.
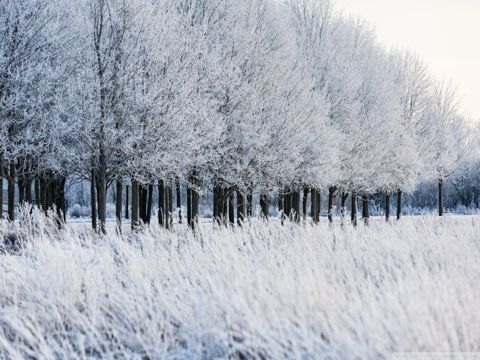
[247,191,253,217]
[439,179,444,216]
[351,191,357,227]
[315,190,321,223]
[131,180,139,230]
[278,192,284,222]
[165,182,171,230]
[90,170,97,231]
[125,184,129,220]
[328,187,336,223]
[260,193,269,219]
[237,191,245,224]
[397,190,402,220]
[187,185,192,228]
[146,184,153,224]
[168,183,173,228]
[191,179,199,230]
[228,190,235,225]
[139,185,148,224]
[385,192,391,222]
[311,188,317,224]
[292,191,300,223]
[285,190,292,220]
[25,179,32,205]
[176,179,182,224]
[0,155,3,221]
[8,162,15,222]
[341,192,348,219]
[302,188,308,223]
[97,158,107,234]
[158,180,165,227]
[34,178,40,208]
[362,192,369,225]
[116,178,122,231]
[18,176,26,206]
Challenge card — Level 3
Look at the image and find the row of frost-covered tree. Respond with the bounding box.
[0,0,475,232]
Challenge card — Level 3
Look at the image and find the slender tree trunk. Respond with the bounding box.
[292,191,300,223]
[146,184,153,224]
[341,192,348,219]
[302,188,308,223]
[228,190,235,225]
[90,170,97,231]
[176,179,182,224]
[165,182,171,230]
[18,176,25,206]
[139,185,148,224]
[158,180,165,227]
[187,185,192,228]
[362,193,369,225]
[278,192,284,222]
[168,183,173,228]
[0,155,3,221]
[285,189,292,220]
[315,190,321,223]
[131,180,139,230]
[237,191,245,224]
[311,188,317,224]
[247,191,253,217]
[116,178,122,231]
[351,191,357,227]
[25,179,32,205]
[125,184,129,220]
[191,179,199,230]
[397,190,402,220]
[8,162,15,222]
[385,192,391,222]
[260,193,269,219]
[438,179,444,216]
[328,187,336,223]
[97,158,107,234]
[34,178,40,208]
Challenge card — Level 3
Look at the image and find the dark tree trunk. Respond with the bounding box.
[131,180,139,230]
[315,191,321,224]
[139,185,148,224]
[362,193,369,225]
[186,185,192,228]
[237,191,245,224]
[18,176,26,206]
[247,191,253,217]
[260,193,269,219]
[292,191,300,223]
[285,190,292,220]
[302,188,308,222]
[0,155,3,221]
[176,179,182,224]
[116,178,122,231]
[228,190,235,225]
[34,178,40,208]
[168,183,173,228]
[278,192,284,222]
[25,179,32,205]
[146,184,153,224]
[191,179,199,230]
[351,191,357,227]
[165,182,171,230]
[385,192,391,222]
[438,179,444,216]
[97,160,107,234]
[397,190,402,220]
[341,192,348,219]
[90,170,97,231]
[158,180,165,227]
[328,187,336,223]
[311,188,317,224]
[125,184,129,220]
[8,162,15,222]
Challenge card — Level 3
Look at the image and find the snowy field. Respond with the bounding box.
[0,214,479,358]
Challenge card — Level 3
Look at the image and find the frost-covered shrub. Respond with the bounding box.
[0,215,479,358]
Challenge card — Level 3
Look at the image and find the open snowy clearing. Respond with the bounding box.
[0,214,479,359]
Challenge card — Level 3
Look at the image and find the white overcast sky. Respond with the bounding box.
[337,0,480,120]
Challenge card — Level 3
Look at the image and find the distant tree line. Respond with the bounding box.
[0,0,476,232]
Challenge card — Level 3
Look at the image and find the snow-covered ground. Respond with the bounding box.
[0,213,479,358]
